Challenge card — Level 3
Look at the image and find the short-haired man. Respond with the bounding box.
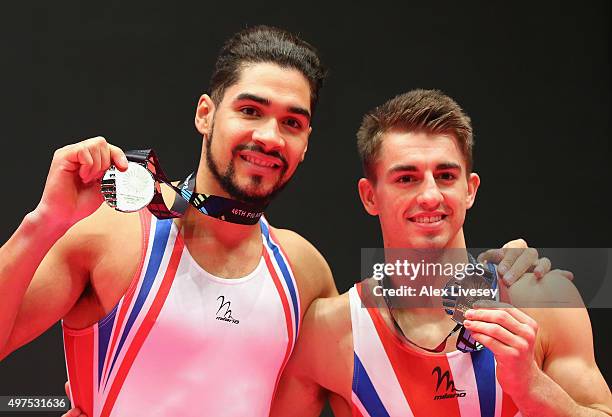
[1,26,546,417]
[0,26,336,417]
[271,90,612,417]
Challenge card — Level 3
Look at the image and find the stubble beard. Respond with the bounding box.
[205,126,290,205]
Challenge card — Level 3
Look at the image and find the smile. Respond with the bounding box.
[240,154,281,169]
[409,215,447,224]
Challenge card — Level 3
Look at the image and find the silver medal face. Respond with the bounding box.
[101,161,156,212]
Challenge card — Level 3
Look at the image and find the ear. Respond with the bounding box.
[195,94,216,136]
[358,177,379,216]
[465,172,480,209]
[300,126,312,162]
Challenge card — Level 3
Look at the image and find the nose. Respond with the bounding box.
[416,173,443,210]
[252,118,284,151]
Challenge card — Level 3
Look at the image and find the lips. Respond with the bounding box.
[238,151,283,170]
[408,214,448,224]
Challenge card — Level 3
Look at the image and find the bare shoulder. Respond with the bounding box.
[507,274,612,414]
[269,227,338,303]
[508,270,583,309]
[62,203,143,326]
[304,293,353,366]
[289,294,350,364]
[304,292,352,339]
[508,271,591,358]
[61,203,141,262]
[271,227,328,270]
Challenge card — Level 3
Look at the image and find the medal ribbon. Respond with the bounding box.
[124,149,267,225]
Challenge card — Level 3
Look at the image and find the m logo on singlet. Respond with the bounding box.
[432,366,466,400]
[216,295,240,325]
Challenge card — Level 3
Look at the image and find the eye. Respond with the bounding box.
[283,118,303,130]
[240,107,260,117]
[437,172,457,181]
[396,175,416,183]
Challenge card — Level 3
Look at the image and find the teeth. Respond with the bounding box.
[413,215,442,223]
[243,155,276,168]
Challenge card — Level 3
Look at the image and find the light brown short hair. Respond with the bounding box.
[357,89,473,180]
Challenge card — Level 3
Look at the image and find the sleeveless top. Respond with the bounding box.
[349,284,521,417]
[62,211,300,417]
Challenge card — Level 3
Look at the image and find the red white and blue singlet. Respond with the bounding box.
[62,211,300,417]
[349,284,521,417]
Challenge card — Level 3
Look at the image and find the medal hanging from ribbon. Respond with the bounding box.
[442,254,499,352]
[100,149,267,225]
[382,253,496,353]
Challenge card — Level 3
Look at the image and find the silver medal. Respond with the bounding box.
[101,161,156,212]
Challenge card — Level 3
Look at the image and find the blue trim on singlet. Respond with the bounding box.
[97,306,117,387]
[471,348,497,417]
[488,263,499,293]
[353,353,391,417]
[105,218,172,387]
[260,220,299,336]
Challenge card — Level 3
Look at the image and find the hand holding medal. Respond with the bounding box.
[101,162,155,213]
[100,149,268,225]
[34,136,129,230]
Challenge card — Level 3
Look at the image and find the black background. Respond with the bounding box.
[0,2,610,416]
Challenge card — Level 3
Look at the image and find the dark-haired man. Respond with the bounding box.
[0,26,333,417]
[271,90,612,417]
[1,27,546,417]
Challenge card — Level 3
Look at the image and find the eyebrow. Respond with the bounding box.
[387,162,462,174]
[236,93,269,106]
[235,93,311,122]
[388,164,418,174]
[437,162,462,171]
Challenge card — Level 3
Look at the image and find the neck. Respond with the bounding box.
[382,227,468,250]
[383,228,470,324]
[179,207,260,247]
[393,306,449,322]
[176,158,262,248]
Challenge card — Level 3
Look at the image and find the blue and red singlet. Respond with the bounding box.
[349,283,521,417]
[63,211,300,417]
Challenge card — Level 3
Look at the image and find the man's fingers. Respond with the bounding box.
[471,300,539,330]
[109,144,128,171]
[504,248,539,285]
[533,257,552,278]
[502,238,528,249]
[477,248,504,264]
[464,319,521,347]
[64,381,70,397]
[466,305,537,340]
[87,145,102,183]
[77,145,94,181]
[469,331,519,358]
[99,144,111,178]
[69,136,120,183]
[496,248,521,280]
[495,239,530,283]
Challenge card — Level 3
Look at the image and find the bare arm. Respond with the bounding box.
[271,295,352,417]
[521,306,612,417]
[272,227,339,306]
[271,299,328,417]
[465,275,612,417]
[0,137,127,359]
[0,211,70,357]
